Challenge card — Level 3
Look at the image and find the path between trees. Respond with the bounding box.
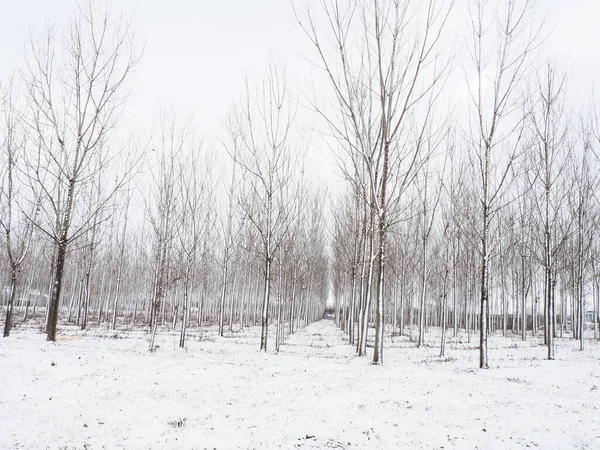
[277,318,355,361]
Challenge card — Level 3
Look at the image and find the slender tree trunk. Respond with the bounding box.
[546,251,554,359]
[289,273,296,335]
[67,266,78,323]
[228,273,236,333]
[594,282,600,340]
[440,281,448,357]
[149,241,168,352]
[521,276,524,336]
[219,259,228,337]
[111,271,122,330]
[275,256,284,353]
[479,202,490,369]
[373,125,389,364]
[3,271,17,337]
[453,235,459,339]
[418,248,427,348]
[578,272,584,351]
[260,255,272,352]
[179,277,190,348]
[501,256,507,338]
[97,268,106,324]
[359,252,375,356]
[81,271,91,331]
[373,226,386,364]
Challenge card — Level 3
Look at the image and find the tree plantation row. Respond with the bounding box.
[0,1,330,353]
[2,0,600,368]
[303,0,600,367]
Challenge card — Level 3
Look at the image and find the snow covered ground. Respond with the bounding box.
[1,320,599,449]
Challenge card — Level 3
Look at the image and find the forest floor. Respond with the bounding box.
[1,319,599,450]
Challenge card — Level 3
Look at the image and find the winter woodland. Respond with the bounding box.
[1,1,600,449]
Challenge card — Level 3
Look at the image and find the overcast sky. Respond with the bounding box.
[1,0,599,177]
[0,1,315,134]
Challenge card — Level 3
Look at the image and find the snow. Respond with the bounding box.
[1,320,599,449]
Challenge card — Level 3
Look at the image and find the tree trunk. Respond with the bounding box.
[260,255,272,352]
[373,222,386,364]
[149,241,168,352]
[440,295,447,358]
[275,261,283,353]
[179,279,189,348]
[594,282,600,340]
[218,260,228,337]
[111,273,122,330]
[46,239,68,342]
[479,206,490,369]
[3,270,17,337]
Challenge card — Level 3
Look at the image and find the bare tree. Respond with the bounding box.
[218,111,243,337]
[234,63,301,352]
[526,61,571,359]
[0,80,36,337]
[23,1,141,341]
[176,141,211,348]
[464,0,542,368]
[416,157,446,347]
[147,110,188,351]
[110,185,132,330]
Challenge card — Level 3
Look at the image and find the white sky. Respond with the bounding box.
[0,0,599,183]
[0,1,314,131]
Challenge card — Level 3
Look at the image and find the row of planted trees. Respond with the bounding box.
[0,195,328,353]
[332,137,600,359]
[0,2,328,351]
[309,0,600,366]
